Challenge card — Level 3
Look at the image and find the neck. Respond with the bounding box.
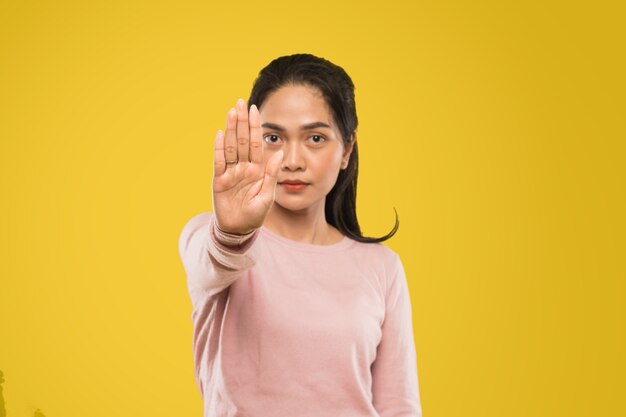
[263,200,341,245]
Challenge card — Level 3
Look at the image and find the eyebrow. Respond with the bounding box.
[261,122,332,132]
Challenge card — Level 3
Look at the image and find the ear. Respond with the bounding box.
[341,132,356,170]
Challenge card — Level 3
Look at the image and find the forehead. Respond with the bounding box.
[259,84,335,128]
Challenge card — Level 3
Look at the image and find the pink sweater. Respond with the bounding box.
[178,211,422,417]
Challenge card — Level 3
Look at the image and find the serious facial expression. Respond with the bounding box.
[259,84,353,214]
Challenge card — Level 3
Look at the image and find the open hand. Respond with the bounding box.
[212,98,283,234]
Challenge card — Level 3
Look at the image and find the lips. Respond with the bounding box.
[279,179,309,185]
[279,179,309,191]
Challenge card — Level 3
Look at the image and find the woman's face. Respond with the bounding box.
[259,84,354,214]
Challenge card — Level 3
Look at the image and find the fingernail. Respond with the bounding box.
[237,98,245,106]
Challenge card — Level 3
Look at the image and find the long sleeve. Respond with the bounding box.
[371,254,423,417]
[178,212,260,307]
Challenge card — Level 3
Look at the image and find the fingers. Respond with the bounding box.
[236,98,250,162]
[221,99,258,169]
[214,129,226,176]
[249,104,263,164]
[224,108,238,167]
[259,150,284,205]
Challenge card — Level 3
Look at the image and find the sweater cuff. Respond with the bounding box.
[210,216,259,251]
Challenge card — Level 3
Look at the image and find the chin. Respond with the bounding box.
[273,196,324,214]
[273,201,313,214]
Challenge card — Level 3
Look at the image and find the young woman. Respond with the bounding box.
[179,53,422,416]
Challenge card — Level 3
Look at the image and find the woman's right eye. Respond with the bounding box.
[263,134,281,144]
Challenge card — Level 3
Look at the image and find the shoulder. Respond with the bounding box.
[347,239,403,286]
[180,211,213,231]
[178,211,213,247]
[349,239,400,265]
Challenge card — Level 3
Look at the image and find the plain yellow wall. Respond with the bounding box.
[1,1,624,416]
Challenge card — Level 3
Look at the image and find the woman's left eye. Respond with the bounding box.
[309,135,325,144]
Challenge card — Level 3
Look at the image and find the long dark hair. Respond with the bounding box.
[247,53,398,243]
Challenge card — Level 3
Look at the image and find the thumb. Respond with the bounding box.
[259,150,283,204]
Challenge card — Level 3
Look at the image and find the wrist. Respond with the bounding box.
[212,218,258,249]
[214,221,255,236]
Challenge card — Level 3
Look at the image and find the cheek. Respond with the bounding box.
[315,150,344,178]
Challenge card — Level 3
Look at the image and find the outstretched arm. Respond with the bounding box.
[179,98,282,305]
[178,212,259,303]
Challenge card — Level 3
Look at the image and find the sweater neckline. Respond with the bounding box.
[260,225,355,252]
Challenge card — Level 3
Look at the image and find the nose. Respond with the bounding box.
[281,141,305,172]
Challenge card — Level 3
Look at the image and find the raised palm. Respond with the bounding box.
[212,99,283,235]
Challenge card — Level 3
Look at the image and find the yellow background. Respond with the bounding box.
[1,0,624,416]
